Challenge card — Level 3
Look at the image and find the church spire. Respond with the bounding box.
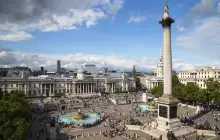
[160,48,162,58]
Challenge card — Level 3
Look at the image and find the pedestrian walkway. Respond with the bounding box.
[126,124,198,140]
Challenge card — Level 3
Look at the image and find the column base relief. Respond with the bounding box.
[158,96,179,105]
[153,118,182,131]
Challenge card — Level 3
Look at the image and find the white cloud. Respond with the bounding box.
[128,16,146,24]
[0,0,124,41]
[176,16,220,59]
[179,0,220,28]
[176,0,220,59]
[176,4,182,7]
[1,49,214,72]
[0,31,33,41]
[177,25,185,32]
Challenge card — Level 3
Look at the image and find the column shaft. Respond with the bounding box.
[50,84,52,95]
[90,84,92,93]
[44,84,46,93]
[163,27,172,96]
[41,83,42,93]
[53,83,55,94]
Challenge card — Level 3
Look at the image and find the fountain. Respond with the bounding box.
[137,104,158,112]
[58,112,100,125]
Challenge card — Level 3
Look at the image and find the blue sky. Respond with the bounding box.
[0,0,220,71]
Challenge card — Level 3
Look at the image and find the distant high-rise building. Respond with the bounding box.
[84,64,97,74]
[41,67,44,75]
[57,60,61,73]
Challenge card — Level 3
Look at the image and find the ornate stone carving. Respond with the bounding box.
[159,17,175,28]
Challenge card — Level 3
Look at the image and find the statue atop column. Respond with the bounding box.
[164,1,169,13]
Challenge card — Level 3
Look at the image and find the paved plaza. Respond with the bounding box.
[25,94,220,140]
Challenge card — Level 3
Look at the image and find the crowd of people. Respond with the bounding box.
[26,93,220,140]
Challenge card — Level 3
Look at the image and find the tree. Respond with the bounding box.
[172,75,186,98]
[185,82,200,105]
[197,89,207,103]
[172,84,185,99]
[136,77,142,91]
[204,78,220,104]
[172,75,181,87]
[0,91,32,140]
[151,83,163,97]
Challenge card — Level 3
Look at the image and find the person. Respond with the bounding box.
[202,132,205,137]
[46,135,50,140]
[36,133,40,140]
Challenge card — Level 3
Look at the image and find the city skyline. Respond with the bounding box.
[0,0,220,71]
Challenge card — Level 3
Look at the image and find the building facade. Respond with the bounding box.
[139,49,163,90]
[0,68,136,97]
[178,67,220,89]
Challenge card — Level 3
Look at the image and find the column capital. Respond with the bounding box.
[159,17,175,28]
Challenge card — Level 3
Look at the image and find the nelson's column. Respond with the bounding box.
[154,1,196,137]
[156,1,181,131]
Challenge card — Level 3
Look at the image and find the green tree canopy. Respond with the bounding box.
[0,91,32,140]
[151,83,163,97]
[172,75,181,87]
[185,82,200,105]
[172,75,186,98]
[205,78,220,104]
[136,77,143,91]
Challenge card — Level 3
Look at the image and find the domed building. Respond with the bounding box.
[77,67,86,80]
[0,64,136,97]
